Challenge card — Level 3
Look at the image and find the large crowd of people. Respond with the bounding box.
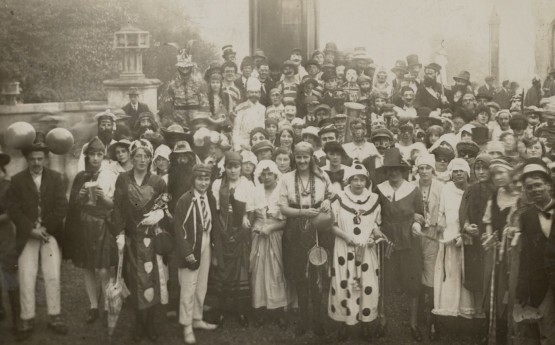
[2,42,555,344]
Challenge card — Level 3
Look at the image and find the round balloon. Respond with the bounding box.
[46,128,74,155]
[4,122,36,149]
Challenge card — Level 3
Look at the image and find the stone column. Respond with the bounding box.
[489,7,500,85]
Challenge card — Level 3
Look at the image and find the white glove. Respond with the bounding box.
[140,209,164,226]
[116,234,125,250]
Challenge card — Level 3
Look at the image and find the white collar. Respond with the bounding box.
[377,180,415,201]
[194,189,208,200]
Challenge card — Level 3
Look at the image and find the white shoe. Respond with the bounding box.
[184,325,196,344]
[192,320,218,330]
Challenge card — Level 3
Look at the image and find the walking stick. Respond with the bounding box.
[378,240,385,327]
[488,239,498,345]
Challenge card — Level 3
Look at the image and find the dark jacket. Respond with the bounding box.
[121,102,151,128]
[493,88,511,110]
[517,205,554,307]
[234,77,248,103]
[172,189,224,270]
[7,168,68,254]
[259,78,275,107]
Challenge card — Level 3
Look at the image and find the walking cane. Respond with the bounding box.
[378,240,386,329]
[487,236,498,345]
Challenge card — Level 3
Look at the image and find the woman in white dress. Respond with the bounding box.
[433,158,477,318]
[329,163,383,342]
[249,160,290,329]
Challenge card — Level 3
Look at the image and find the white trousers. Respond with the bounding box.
[178,231,211,326]
[18,237,62,320]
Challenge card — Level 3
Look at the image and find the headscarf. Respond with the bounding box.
[254,160,282,185]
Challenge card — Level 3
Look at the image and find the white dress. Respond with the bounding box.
[328,188,381,325]
[433,182,477,318]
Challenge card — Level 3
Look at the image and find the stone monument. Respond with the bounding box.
[103,26,161,112]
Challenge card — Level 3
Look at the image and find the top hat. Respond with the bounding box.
[406,54,422,68]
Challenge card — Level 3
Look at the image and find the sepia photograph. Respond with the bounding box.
[0,0,555,344]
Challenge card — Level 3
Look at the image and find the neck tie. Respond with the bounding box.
[200,196,211,231]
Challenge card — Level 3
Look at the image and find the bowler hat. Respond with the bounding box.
[253,49,267,60]
[424,63,441,73]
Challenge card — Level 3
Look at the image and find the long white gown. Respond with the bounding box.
[433,181,477,318]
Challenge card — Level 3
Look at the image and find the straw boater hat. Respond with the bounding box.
[520,158,550,181]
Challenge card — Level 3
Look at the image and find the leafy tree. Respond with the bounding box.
[0,0,217,103]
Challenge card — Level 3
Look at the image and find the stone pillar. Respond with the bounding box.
[102,26,161,113]
[489,8,500,85]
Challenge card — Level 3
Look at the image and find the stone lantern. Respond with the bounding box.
[103,26,161,113]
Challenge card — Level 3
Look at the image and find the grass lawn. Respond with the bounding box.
[0,262,484,344]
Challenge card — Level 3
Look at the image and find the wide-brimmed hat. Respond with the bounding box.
[378,148,411,171]
[391,60,408,73]
[453,71,471,83]
[172,140,194,155]
[204,62,222,82]
[542,103,555,115]
[253,48,267,60]
[189,110,225,127]
[161,123,191,142]
[108,139,131,161]
[406,54,422,68]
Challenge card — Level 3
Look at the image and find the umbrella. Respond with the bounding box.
[105,247,130,342]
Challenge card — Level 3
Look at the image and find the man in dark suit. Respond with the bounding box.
[173,164,221,344]
[476,76,496,100]
[415,63,451,110]
[257,61,274,107]
[121,87,151,128]
[493,80,511,110]
[7,136,68,340]
[234,57,254,103]
[517,159,555,344]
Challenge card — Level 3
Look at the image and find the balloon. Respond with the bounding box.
[46,128,74,155]
[4,122,36,149]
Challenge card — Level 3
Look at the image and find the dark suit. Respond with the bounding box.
[259,78,275,107]
[234,77,248,103]
[477,84,495,99]
[121,102,151,128]
[7,168,68,254]
[415,84,451,110]
[173,190,223,270]
[492,88,511,110]
[517,206,554,307]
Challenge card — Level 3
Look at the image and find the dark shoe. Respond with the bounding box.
[410,326,423,342]
[277,316,288,330]
[8,289,20,333]
[16,319,34,342]
[238,314,249,328]
[337,324,348,342]
[47,315,68,335]
[86,308,99,324]
[375,320,387,338]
